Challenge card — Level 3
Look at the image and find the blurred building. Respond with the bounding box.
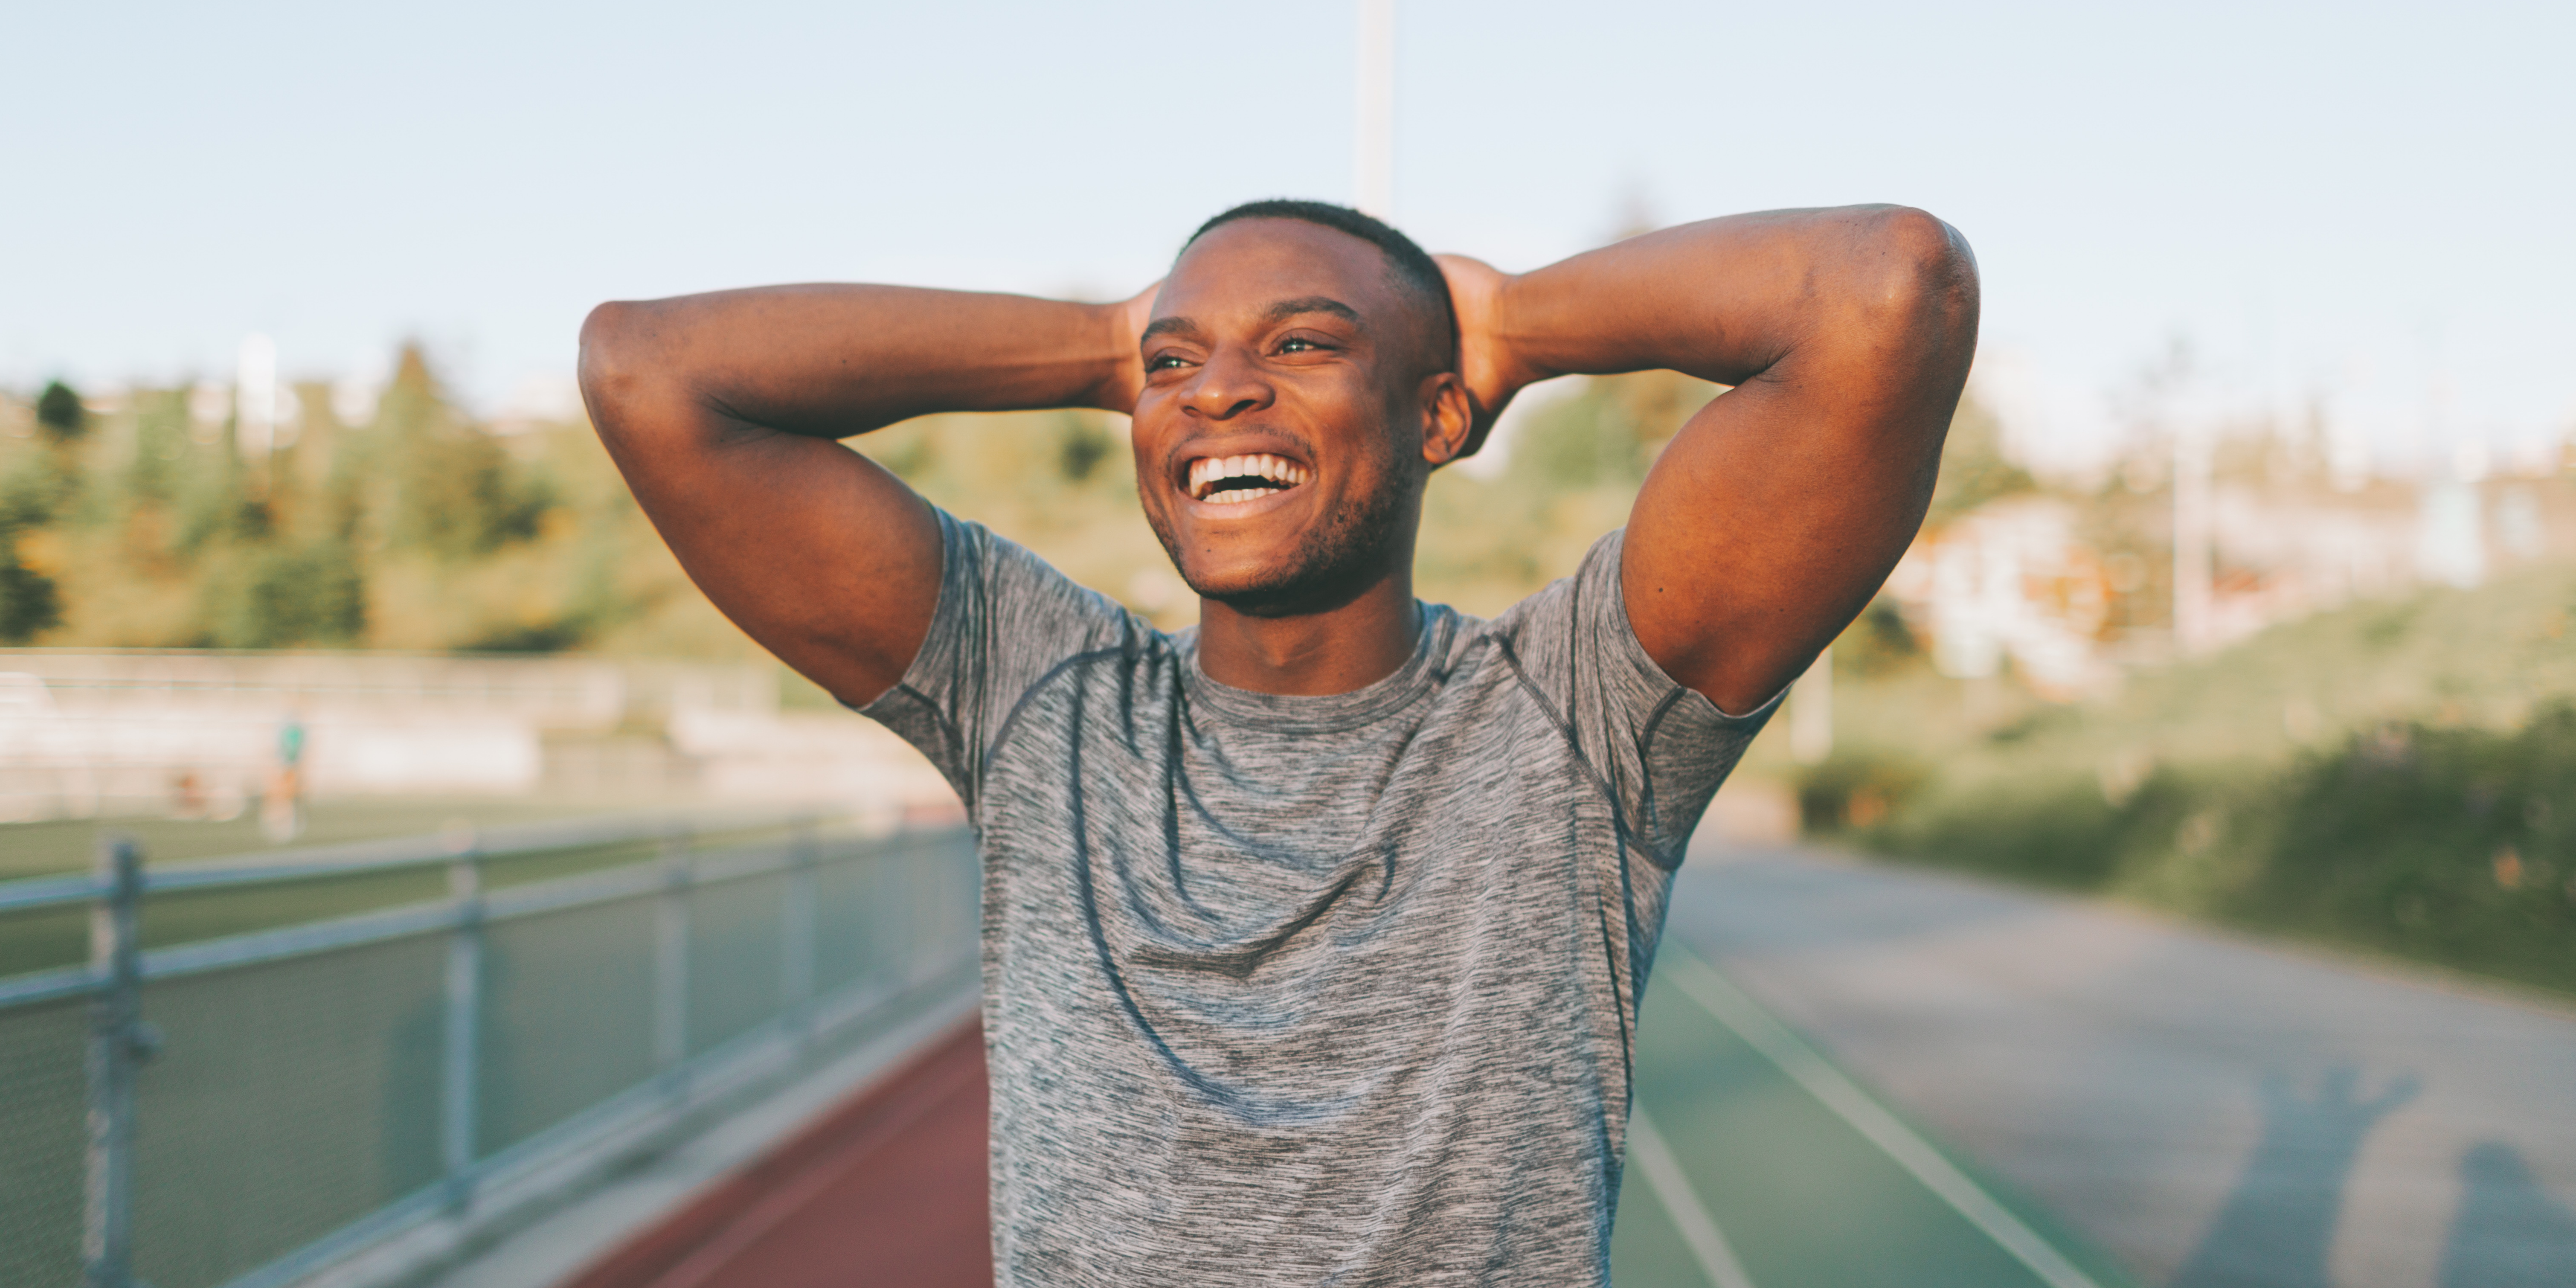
[0,650,950,823]
[1885,453,2576,698]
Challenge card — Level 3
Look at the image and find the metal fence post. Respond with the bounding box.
[653,827,692,1094]
[83,834,145,1288]
[439,834,484,1213]
[782,817,818,1044]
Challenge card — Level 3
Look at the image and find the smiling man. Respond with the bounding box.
[579,199,1978,1286]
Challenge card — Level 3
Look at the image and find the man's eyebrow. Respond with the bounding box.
[1140,298,1360,345]
[1262,296,1362,327]
[1139,315,1202,344]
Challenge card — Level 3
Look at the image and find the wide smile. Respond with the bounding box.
[1182,452,1312,508]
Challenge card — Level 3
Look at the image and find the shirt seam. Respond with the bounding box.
[1489,632,1663,868]
[978,643,1141,797]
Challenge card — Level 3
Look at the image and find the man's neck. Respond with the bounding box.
[1193,569,1422,697]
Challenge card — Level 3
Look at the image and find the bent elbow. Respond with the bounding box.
[1856,206,1980,337]
[576,300,659,439]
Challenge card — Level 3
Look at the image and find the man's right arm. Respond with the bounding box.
[578,284,1149,705]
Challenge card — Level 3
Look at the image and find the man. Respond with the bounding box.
[579,199,1977,1285]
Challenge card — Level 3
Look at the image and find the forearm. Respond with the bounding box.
[579,284,1139,445]
[1494,206,1966,389]
[1579,204,1978,711]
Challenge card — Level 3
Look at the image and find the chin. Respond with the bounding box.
[1174,552,1309,606]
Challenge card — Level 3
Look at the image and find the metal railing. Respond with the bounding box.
[0,809,980,1288]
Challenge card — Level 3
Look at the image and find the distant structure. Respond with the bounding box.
[236,333,278,460]
[1886,425,2573,698]
[0,652,951,824]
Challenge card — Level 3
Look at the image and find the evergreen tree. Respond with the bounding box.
[0,543,59,643]
[376,343,550,558]
[34,380,85,443]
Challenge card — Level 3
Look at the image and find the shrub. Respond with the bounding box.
[204,543,367,648]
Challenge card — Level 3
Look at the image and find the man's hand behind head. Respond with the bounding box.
[1433,253,1542,459]
[1095,278,1164,416]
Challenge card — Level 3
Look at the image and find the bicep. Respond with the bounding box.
[1622,218,1978,713]
[586,363,941,708]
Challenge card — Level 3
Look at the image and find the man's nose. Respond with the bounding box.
[1184,347,1274,421]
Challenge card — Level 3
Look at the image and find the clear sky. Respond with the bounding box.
[8,0,2570,472]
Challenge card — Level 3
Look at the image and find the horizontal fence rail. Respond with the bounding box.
[0,809,979,1288]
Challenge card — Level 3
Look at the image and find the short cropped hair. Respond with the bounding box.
[1183,199,1459,369]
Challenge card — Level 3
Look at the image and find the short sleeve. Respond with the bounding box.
[1489,528,1783,868]
[853,509,1143,813]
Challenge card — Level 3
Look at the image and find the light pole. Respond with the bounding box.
[1354,0,1394,218]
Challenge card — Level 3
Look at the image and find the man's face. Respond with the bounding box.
[1132,218,1453,612]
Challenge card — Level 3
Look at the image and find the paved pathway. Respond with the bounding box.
[1660,843,2576,1288]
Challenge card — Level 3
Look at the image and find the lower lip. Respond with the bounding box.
[1179,482,1308,520]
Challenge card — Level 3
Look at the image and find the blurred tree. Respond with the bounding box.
[172,439,250,556]
[0,433,61,641]
[202,542,367,648]
[0,543,59,643]
[125,388,187,506]
[1505,370,1718,492]
[375,344,551,558]
[1835,597,1924,677]
[34,381,85,443]
[1058,414,1111,482]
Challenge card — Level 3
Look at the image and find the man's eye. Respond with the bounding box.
[1279,337,1320,353]
[1148,354,1189,370]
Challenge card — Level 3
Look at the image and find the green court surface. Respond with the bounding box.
[1610,945,2140,1288]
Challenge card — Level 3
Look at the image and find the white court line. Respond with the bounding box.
[1628,1107,1758,1288]
[1659,946,2106,1288]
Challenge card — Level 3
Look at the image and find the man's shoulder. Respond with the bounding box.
[940,511,1160,643]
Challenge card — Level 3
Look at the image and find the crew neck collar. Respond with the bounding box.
[1178,604,1453,734]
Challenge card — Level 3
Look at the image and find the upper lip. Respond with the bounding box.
[1169,435,1316,500]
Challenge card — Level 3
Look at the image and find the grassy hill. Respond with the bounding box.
[1801,559,2576,997]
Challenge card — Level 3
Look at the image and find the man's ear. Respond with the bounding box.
[1418,372,1475,467]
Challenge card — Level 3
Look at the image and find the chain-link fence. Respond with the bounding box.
[0,811,978,1288]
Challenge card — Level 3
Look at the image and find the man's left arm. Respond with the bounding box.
[1443,206,1980,715]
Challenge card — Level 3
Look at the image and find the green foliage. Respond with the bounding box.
[1503,370,1715,492]
[1826,714,2576,997]
[1057,414,1112,482]
[1793,749,1932,836]
[1808,561,2576,999]
[1834,599,1922,678]
[34,381,85,442]
[372,345,551,558]
[201,542,367,648]
[0,450,75,531]
[0,344,690,654]
[2248,710,2576,987]
[0,444,68,644]
[125,388,187,505]
[0,540,60,643]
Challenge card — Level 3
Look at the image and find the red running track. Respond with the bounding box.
[562,1018,994,1288]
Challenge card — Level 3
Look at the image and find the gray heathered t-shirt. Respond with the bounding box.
[859,509,1776,1287]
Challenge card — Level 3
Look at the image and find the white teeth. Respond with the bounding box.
[1187,452,1309,500]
